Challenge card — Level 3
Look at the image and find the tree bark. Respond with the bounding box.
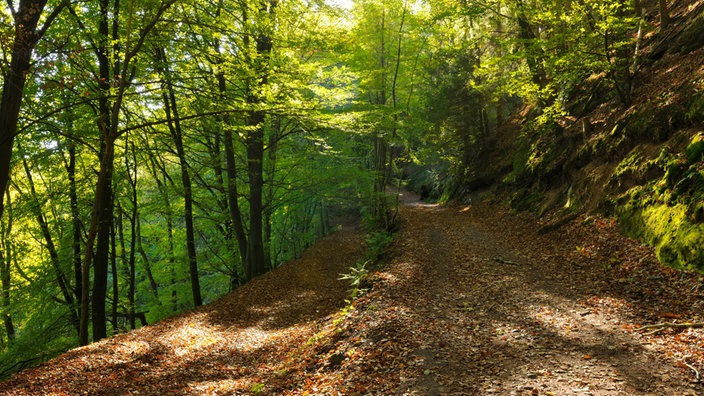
[659,0,670,29]
[242,0,277,281]
[111,208,120,335]
[82,0,120,344]
[217,72,248,281]
[371,7,389,227]
[126,142,138,329]
[515,0,547,91]
[245,111,268,281]
[264,120,280,270]
[0,1,51,221]
[79,132,115,345]
[0,196,14,343]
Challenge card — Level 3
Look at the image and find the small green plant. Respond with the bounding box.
[250,382,265,394]
[364,231,393,260]
[339,260,371,298]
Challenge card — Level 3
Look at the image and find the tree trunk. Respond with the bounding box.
[245,112,268,280]
[217,72,248,280]
[659,0,670,29]
[21,155,80,335]
[91,139,115,342]
[80,132,116,345]
[371,8,389,227]
[264,119,280,270]
[65,141,83,319]
[126,143,138,329]
[0,208,14,343]
[242,0,277,281]
[515,0,547,91]
[0,1,50,221]
[155,47,202,307]
[111,210,120,335]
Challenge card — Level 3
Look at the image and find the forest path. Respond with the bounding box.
[374,194,703,395]
[1,194,703,395]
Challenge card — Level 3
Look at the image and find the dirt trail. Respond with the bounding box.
[355,193,704,395]
[0,193,702,395]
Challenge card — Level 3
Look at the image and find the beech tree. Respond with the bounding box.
[0,1,67,221]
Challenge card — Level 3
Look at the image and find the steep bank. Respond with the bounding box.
[463,0,704,272]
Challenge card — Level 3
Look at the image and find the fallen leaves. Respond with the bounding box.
[1,198,703,395]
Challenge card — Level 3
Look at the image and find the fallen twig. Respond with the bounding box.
[638,322,704,335]
[684,361,701,382]
[493,257,520,266]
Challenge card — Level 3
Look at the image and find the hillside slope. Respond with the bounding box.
[467,0,704,272]
[1,193,702,395]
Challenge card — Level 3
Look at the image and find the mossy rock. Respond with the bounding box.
[617,203,704,272]
[686,93,704,123]
[510,189,542,211]
[684,133,704,163]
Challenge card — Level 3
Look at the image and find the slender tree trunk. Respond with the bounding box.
[0,251,13,343]
[0,197,14,343]
[85,0,118,343]
[371,8,389,227]
[21,155,80,335]
[245,112,267,280]
[386,1,408,228]
[155,47,202,307]
[136,215,159,300]
[217,72,248,278]
[66,141,83,318]
[0,229,15,344]
[659,0,670,29]
[264,119,280,270]
[126,143,138,329]
[515,0,547,91]
[111,211,119,335]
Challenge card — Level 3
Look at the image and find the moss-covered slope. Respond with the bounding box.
[465,1,704,272]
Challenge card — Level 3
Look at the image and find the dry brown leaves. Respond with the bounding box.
[0,196,703,395]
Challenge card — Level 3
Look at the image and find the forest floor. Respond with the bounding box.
[1,192,704,395]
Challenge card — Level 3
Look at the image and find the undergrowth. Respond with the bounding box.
[339,230,394,299]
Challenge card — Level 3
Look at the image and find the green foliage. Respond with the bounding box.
[364,231,394,261]
[250,382,266,394]
[339,260,371,298]
[339,229,393,298]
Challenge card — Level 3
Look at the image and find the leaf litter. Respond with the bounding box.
[0,192,703,395]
